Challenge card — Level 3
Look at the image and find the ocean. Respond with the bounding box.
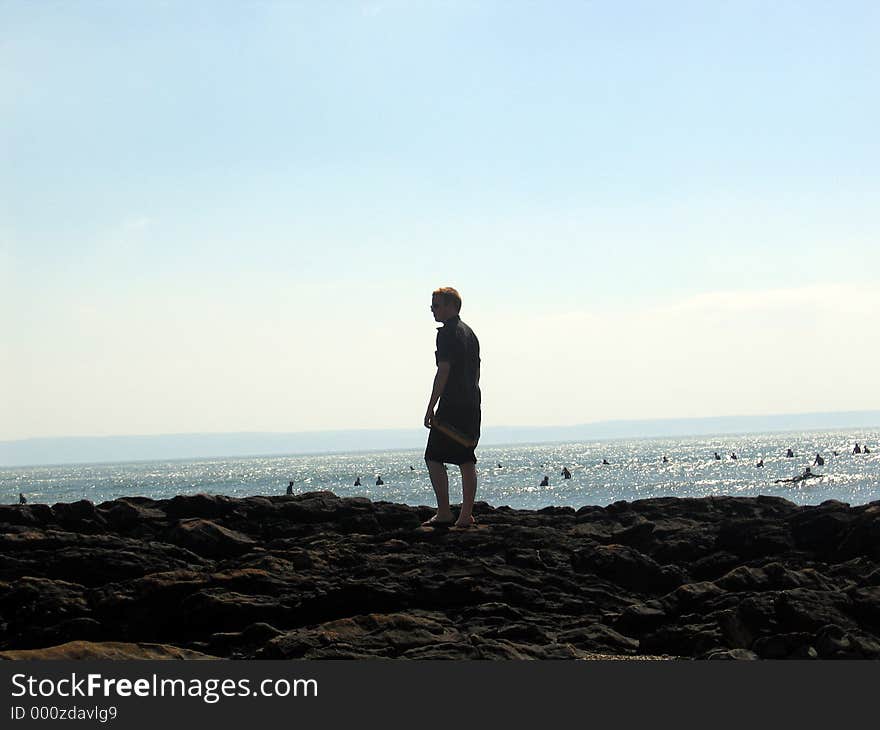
[2,429,878,510]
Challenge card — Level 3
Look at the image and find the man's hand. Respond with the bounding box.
[425,362,449,429]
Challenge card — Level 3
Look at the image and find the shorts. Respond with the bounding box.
[424,402,480,465]
[424,426,478,465]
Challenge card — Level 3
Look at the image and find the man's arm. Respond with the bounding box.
[424,361,451,428]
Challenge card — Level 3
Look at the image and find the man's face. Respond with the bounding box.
[430,296,455,322]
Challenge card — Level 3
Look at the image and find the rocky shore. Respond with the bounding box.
[1,492,879,660]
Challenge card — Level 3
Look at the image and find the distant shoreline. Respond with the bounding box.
[2,410,879,468]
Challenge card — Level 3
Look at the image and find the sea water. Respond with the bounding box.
[2,429,878,510]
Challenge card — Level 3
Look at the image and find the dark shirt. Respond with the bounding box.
[435,314,481,433]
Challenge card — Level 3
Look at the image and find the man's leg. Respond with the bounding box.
[456,462,477,526]
[424,459,454,524]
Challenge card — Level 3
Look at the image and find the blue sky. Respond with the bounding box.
[2,1,878,441]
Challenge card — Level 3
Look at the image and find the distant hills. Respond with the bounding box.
[2,411,878,467]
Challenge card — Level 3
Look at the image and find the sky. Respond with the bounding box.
[2,1,879,442]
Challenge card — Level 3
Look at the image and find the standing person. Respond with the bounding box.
[422,287,481,528]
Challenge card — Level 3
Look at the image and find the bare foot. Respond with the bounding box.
[453,515,476,528]
[422,513,455,527]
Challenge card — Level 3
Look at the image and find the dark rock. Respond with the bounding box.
[572,543,685,594]
[614,602,667,635]
[97,499,166,530]
[260,612,462,659]
[52,501,107,533]
[716,520,794,558]
[0,504,53,527]
[557,623,639,653]
[705,648,759,660]
[753,632,815,659]
[167,519,257,558]
[775,589,856,633]
[1,493,878,659]
[641,621,724,656]
[836,507,880,560]
[163,494,238,519]
[0,641,218,660]
[788,505,857,557]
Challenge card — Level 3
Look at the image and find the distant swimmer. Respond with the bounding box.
[562,466,572,480]
[19,493,26,504]
[853,443,861,454]
[865,445,871,454]
[833,451,839,456]
[602,459,610,465]
[730,452,738,460]
[354,477,361,487]
[774,468,821,485]
[662,456,668,464]
[497,463,502,468]
[756,458,764,468]
[540,475,550,487]
[410,465,415,471]
[376,476,384,486]
[786,448,795,458]
[286,481,294,495]
[714,452,721,460]
[813,453,825,466]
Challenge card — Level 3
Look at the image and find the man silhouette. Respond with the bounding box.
[422,287,481,529]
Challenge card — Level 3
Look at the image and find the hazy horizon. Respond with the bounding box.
[3,409,878,468]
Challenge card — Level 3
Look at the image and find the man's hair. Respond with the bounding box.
[432,287,462,312]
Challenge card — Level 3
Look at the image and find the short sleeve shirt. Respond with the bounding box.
[435,314,481,410]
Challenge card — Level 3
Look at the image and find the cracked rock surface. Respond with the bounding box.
[1,492,879,660]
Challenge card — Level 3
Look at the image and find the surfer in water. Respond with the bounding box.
[562,466,572,479]
[775,467,820,485]
[756,458,764,468]
[813,453,825,466]
[540,475,550,487]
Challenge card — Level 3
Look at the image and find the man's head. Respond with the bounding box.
[431,286,461,322]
